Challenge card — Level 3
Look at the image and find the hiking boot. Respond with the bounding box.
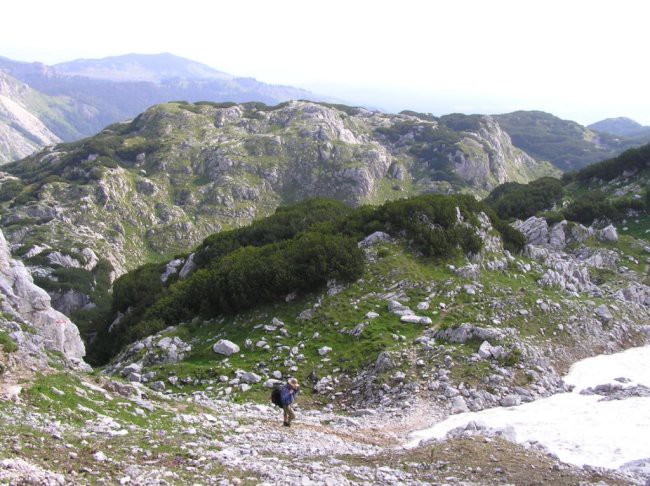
[283,422,290,427]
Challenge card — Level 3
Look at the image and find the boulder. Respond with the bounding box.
[450,396,470,414]
[594,304,613,322]
[435,323,513,344]
[318,346,332,356]
[160,259,183,283]
[500,395,521,407]
[596,225,618,243]
[358,231,392,248]
[212,339,240,356]
[239,372,261,384]
[400,315,432,325]
[454,263,480,279]
[478,341,494,359]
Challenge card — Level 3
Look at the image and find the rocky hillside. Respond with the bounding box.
[0,189,648,484]
[0,101,557,323]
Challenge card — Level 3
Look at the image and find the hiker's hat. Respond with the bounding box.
[288,378,299,389]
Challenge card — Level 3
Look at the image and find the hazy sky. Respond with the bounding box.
[3,0,649,125]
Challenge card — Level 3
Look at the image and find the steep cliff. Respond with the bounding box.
[0,72,61,163]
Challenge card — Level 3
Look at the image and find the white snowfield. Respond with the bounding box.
[407,346,650,471]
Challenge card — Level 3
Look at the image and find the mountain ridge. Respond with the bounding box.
[0,100,556,331]
[53,52,234,82]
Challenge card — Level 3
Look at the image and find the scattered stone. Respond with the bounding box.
[92,451,108,462]
[318,346,332,356]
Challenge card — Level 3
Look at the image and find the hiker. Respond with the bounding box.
[274,378,299,426]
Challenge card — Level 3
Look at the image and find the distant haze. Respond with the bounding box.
[2,0,649,125]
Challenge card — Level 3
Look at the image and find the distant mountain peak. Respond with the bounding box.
[53,52,234,83]
[588,117,647,137]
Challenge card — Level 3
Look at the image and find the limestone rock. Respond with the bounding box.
[594,304,613,322]
[212,339,240,356]
[435,323,513,344]
[318,346,332,356]
[450,396,470,414]
[596,225,618,243]
[400,315,432,325]
[0,230,85,359]
[358,231,392,248]
[179,253,197,280]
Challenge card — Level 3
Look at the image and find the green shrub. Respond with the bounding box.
[0,179,25,201]
[571,144,650,183]
[563,191,621,225]
[542,211,565,225]
[485,177,564,220]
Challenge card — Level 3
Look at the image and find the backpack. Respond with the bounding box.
[270,387,283,407]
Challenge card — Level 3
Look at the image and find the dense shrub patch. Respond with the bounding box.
[485,177,564,220]
[569,144,650,183]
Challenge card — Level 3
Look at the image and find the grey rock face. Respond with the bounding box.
[160,258,183,283]
[49,289,92,315]
[515,217,549,246]
[0,230,85,359]
[613,284,650,307]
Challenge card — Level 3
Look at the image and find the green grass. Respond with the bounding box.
[136,244,462,401]
[0,330,18,353]
[619,213,650,242]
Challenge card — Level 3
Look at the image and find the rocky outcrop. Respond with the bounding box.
[0,230,85,359]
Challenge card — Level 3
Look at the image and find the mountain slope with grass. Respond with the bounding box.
[0,100,556,329]
[0,186,648,484]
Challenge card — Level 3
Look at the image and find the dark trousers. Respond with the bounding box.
[283,404,295,424]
